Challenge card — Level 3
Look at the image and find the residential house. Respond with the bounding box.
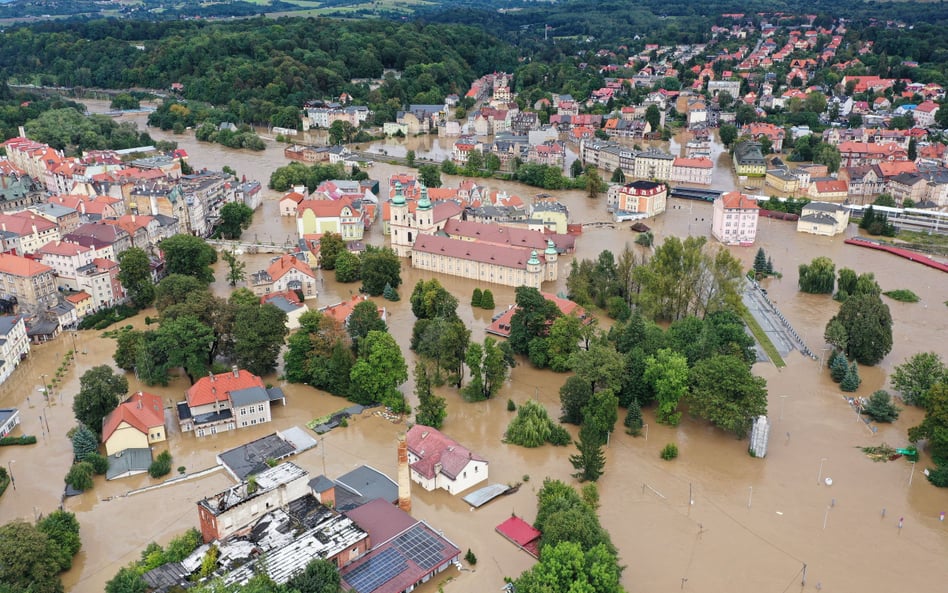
[284,145,330,163]
[741,123,786,152]
[63,221,132,261]
[796,202,850,236]
[0,315,29,384]
[733,142,767,177]
[807,180,849,202]
[486,292,588,338]
[0,408,20,437]
[527,141,566,169]
[0,253,57,311]
[101,391,167,456]
[36,240,96,291]
[296,198,365,242]
[65,291,93,320]
[914,101,940,128]
[177,366,286,438]
[49,194,123,221]
[837,142,908,168]
[711,192,760,245]
[48,301,76,331]
[76,258,124,310]
[405,424,488,495]
[260,291,309,330]
[0,165,43,212]
[888,172,929,206]
[249,254,318,298]
[766,168,799,193]
[233,180,263,211]
[102,214,160,249]
[633,148,675,180]
[670,157,713,185]
[280,189,307,217]
[318,295,387,328]
[530,200,570,234]
[26,203,81,234]
[0,211,61,254]
[607,181,668,218]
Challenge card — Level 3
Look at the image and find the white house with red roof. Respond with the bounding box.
[177,367,285,437]
[405,424,487,495]
[102,391,167,456]
[711,192,759,246]
[913,101,940,128]
[249,253,318,298]
[280,188,307,217]
[296,197,365,241]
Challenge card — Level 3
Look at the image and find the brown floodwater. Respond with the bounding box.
[0,101,945,593]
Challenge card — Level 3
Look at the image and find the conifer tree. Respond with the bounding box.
[71,424,98,462]
[624,399,643,436]
[830,352,849,383]
[480,289,495,309]
[383,282,400,301]
[471,288,482,307]
[753,248,768,275]
[841,362,861,392]
[569,424,607,482]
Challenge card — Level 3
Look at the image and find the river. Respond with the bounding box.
[0,100,945,593]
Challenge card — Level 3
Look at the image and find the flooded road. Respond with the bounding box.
[0,101,945,592]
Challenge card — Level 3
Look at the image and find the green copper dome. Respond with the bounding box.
[392,181,405,205]
[527,250,540,266]
[545,239,557,256]
[417,185,432,210]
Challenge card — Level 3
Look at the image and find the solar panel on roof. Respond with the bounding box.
[393,525,446,570]
[345,548,407,593]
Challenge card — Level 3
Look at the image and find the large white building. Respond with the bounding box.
[711,192,760,245]
[405,424,487,495]
[0,316,28,384]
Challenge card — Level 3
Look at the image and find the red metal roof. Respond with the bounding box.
[496,515,541,558]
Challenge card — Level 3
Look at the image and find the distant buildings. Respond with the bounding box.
[711,192,760,245]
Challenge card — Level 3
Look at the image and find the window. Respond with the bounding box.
[258,404,265,412]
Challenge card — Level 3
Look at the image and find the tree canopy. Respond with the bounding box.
[159,235,218,284]
[73,365,128,437]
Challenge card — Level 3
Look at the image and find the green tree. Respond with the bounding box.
[285,558,342,593]
[864,390,901,423]
[334,250,361,283]
[508,286,561,356]
[118,247,155,309]
[610,167,625,183]
[221,249,246,287]
[65,461,94,491]
[471,288,483,308]
[462,337,511,401]
[753,248,768,275]
[559,376,592,425]
[830,294,893,365]
[216,202,253,239]
[159,235,217,283]
[570,423,607,482]
[830,352,849,383]
[824,319,849,353]
[687,355,768,437]
[570,159,585,179]
[347,299,387,352]
[146,315,216,384]
[410,278,458,320]
[0,520,64,593]
[37,510,81,572]
[232,303,288,376]
[514,541,623,593]
[405,150,416,168]
[349,331,408,412]
[418,164,442,188]
[504,400,564,447]
[841,362,861,392]
[873,193,896,208]
[154,274,207,312]
[547,314,582,372]
[569,341,626,395]
[318,231,345,270]
[71,424,99,462]
[719,123,738,147]
[328,120,355,145]
[624,398,643,435]
[891,352,947,407]
[644,348,689,426]
[414,362,446,429]
[813,142,842,173]
[645,104,661,133]
[480,289,495,309]
[73,366,128,437]
[584,167,604,199]
[908,383,948,465]
[798,256,836,294]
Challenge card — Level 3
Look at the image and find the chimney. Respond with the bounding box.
[397,433,411,513]
[232,365,239,378]
[137,392,143,409]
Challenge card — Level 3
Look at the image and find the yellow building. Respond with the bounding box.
[102,391,167,456]
[765,169,799,194]
[733,142,767,177]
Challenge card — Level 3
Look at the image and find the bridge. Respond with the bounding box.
[669,186,723,202]
[207,239,294,255]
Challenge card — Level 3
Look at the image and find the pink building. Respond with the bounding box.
[711,192,759,246]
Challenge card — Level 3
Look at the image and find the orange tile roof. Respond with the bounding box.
[876,161,918,177]
[297,197,359,218]
[0,212,57,235]
[102,391,164,442]
[0,253,53,277]
[186,368,264,408]
[37,240,91,257]
[719,192,760,210]
[319,294,382,325]
[267,253,316,282]
[65,291,92,304]
[813,180,849,193]
[673,157,713,168]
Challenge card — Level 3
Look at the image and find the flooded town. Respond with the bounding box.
[0,94,943,593]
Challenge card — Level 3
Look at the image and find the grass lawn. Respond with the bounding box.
[741,309,787,368]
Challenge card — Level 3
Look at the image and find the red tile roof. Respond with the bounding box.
[673,157,713,168]
[412,234,536,270]
[719,192,760,210]
[65,291,91,304]
[187,368,264,408]
[406,424,485,480]
[102,391,164,442]
[0,212,57,235]
[266,254,317,282]
[813,180,849,193]
[486,293,588,338]
[0,253,53,277]
[37,240,91,257]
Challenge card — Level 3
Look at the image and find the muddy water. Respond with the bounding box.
[0,101,944,592]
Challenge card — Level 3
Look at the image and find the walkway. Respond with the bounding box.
[845,237,948,274]
[742,281,815,362]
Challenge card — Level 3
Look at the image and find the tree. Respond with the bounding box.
[841,362,861,392]
[328,120,355,145]
[37,511,82,572]
[360,245,402,296]
[418,164,442,188]
[73,366,128,437]
[864,390,900,423]
[830,352,849,383]
[798,256,835,294]
[688,355,768,437]
[504,400,567,447]
[874,193,896,207]
[334,250,361,283]
[891,352,947,407]
[65,461,94,491]
[570,423,607,482]
[508,286,561,357]
[216,202,253,239]
[347,299,387,351]
[71,424,99,462]
[382,283,399,301]
[405,150,416,168]
[221,249,246,287]
[118,247,155,309]
[414,362,446,429]
[349,331,408,412]
[719,123,738,147]
[0,520,64,593]
[829,294,893,365]
[735,104,757,126]
[159,235,217,283]
[824,319,849,353]
[410,278,458,320]
[154,274,207,312]
[570,159,584,178]
[814,143,842,173]
[753,248,768,276]
[463,337,512,401]
[908,383,948,465]
[644,348,689,425]
[610,167,625,183]
[514,541,622,593]
[559,376,592,425]
[645,104,661,133]
[318,231,345,270]
[286,558,342,593]
[624,398,643,435]
[471,288,482,307]
[232,303,288,376]
[584,167,604,199]
[547,314,582,372]
[480,289,494,309]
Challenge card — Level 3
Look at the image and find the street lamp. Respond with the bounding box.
[7,460,14,491]
[818,457,827,485]
[39,374,50,403]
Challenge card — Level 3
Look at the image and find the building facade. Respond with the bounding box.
[711,192,760,245]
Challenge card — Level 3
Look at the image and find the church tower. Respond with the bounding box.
[390,182,411,257]
[416,184,434,235]
[544,239,559,281]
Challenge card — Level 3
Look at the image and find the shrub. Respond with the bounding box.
[471,288,483,307]
[863,390,900,423]
[0,435,37,446]
[507,399,516,412]
[149,450,172,478]
[480,289,495,309]
[65,462,95,491]
[464,549,477,565]
[660,443,679,461]
[927,465,948,487]
[548,424,572,446]
[86,453,110,475]
[178,466,186,474]
[504,400,567,447]
[883,289,920,303]
[606,296,631,321]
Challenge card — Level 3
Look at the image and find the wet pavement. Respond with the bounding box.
[0,101,944,593]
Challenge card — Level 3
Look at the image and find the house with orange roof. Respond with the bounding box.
[913,101,940,128]
[318,294,386,327]
[101,214,161,249]
[296,197,365,241]
[177,367,286,437]
[711,192,759,246]
[0,252,57,310]
[65,290,93,320]
[102,391,167,457]
[49,194,124,220]
[486,292,589,338]
[249,253,318,298]
[77,257,123,310]
[741,122,786,153]
[838,142,908,167]
[807,180,849,203]
[280,188,307,217]
[607,180,668,218]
